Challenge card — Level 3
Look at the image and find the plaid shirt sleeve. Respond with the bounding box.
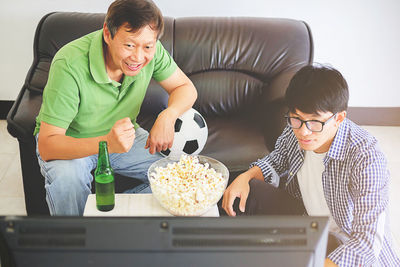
[328,140,390,266]
[250,126,293,187]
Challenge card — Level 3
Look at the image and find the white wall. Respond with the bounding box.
[1,0,399,107]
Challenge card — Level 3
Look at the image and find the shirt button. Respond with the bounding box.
[290,172,293,175]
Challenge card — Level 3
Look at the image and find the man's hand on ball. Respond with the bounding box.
[145,109,177,154]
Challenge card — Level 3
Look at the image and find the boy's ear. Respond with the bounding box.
[335,111,347,126]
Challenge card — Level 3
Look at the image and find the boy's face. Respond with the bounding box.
[103,23,158,79]
[289,109,346,153]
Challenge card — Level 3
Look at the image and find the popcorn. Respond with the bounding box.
[149,155,226,216]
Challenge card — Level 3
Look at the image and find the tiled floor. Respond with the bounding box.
[0,120,399,254]
[0,120,26,216]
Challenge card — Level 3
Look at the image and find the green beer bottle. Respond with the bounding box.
[95,141,115,211]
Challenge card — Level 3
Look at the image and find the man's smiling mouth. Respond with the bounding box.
[125,62,142,71]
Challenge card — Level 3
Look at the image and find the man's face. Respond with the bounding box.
[289,109,345,153]
[103,23,157,79]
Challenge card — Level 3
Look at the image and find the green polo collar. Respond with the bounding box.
[89,30,109,84]
[88,29,139,88]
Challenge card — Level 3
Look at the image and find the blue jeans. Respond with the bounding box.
[36,128,163,216]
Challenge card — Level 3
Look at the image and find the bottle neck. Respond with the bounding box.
[97,141,111,169]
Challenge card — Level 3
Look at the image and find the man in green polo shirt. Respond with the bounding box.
[34,0,198,215]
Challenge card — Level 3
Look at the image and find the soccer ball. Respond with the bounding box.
[161,108,208,159]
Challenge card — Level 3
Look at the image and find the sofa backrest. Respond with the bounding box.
[174,17,313,117]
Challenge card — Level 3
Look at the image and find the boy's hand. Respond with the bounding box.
[222,172,253,216]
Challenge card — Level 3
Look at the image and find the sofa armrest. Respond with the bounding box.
[7,87,42,141]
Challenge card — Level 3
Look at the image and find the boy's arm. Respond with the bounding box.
[249,125,293,187]
[328,148,389,266]
[222,166,264,216]
[222,126,293,216]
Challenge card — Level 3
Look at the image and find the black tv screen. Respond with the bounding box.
[0,215,328,267]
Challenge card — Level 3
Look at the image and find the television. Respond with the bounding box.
[0,215,328,267]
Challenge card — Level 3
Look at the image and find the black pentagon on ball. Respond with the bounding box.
[183,140,199,154]
[161,148,171,156]
[193,113,206,128]
[174,118,183,132]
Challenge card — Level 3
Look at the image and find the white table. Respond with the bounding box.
[84,193,219,217]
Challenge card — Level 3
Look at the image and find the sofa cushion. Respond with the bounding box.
[203,116,269,172]
[190,70,265,116]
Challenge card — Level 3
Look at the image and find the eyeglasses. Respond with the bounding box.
[285,113,337,132]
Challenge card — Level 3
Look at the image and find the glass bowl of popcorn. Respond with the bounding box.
[148,155,229,216]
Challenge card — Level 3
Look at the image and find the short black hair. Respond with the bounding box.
[285,64,349,115]
[105,0,164,39]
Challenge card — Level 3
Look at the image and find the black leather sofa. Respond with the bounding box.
[7,12,313,215]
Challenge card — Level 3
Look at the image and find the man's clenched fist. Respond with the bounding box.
[106,117,135,153]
